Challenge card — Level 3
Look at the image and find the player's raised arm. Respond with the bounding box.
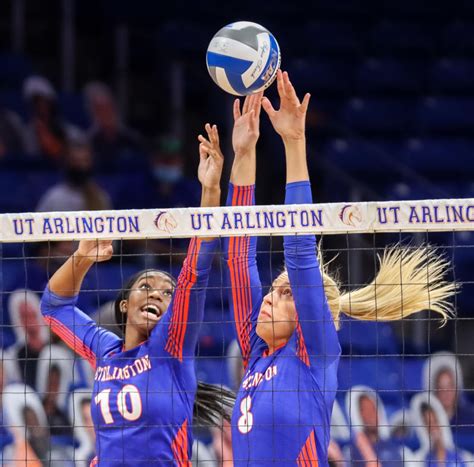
[262,70,340,368]
[48,240,113,297]
[164,123,223,361]
[41,240,120,368]
[223,93,267,368]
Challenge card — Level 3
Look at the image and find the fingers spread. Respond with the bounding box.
[283,71,300,105]
[205,122,213,139]
[199,142,209,160]
[211,124,220,146]
[198,134,210,145]
[261,96,276,118]
[276,69,286,100]
[242,95,251,115]
[300,93,311,114]
[253,91,263,118]
[233,98,241,121]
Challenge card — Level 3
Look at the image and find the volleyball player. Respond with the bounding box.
[40,123,230,466]
[223,70,457,465]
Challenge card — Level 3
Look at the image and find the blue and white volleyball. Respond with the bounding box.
[206,21,281,96]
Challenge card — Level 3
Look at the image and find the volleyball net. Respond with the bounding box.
[1,198,474,465]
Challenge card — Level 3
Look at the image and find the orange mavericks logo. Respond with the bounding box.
[339,205,363,227]
[154,211,178,233]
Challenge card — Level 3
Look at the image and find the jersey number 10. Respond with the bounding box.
[95,384,142,424]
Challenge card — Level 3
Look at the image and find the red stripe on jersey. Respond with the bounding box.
[172,238,195,356]
[171,419,191,467]
[227,185,256,368]
[228,239,253,362]
[242,188,254,364]
[89,456,98,466]
[165,238,199,361]
[297,430,319,467]
[44,316,96,368]
[295,318,310,367]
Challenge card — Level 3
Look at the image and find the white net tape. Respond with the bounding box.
[2,198,474,242]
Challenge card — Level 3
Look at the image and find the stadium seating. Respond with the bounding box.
[302,21,362,57]
[417,97,474,134]
[369,21,436,57]
[430,59,474,94]
[340,97,415,135]
[0,53,32,90]
[399,138,474,176]
[355,58,426,95]
[441,20,474,56]
[289,58,355,95]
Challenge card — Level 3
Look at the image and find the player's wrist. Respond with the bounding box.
[72,250,96,267]
[282,135,306,146]
[201,185,221,195]
[234,146,256,159]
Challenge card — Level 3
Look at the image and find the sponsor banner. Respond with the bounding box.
[1,199,474,242]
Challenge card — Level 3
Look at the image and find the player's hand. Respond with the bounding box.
[232,92,262,157]
[75,240,113,263]
[262,70,310,142]
[197,123,224,190]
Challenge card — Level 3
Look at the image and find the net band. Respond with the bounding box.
[2,197,474,242]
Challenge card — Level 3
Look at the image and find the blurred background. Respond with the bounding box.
[1,0,474,465]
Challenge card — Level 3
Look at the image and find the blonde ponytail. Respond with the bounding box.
[324,245,457,329]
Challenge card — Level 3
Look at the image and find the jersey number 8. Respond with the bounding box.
[238,395,254,434]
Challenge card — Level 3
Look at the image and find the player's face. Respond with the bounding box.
[257,273,297,348]
[123,272,174,336]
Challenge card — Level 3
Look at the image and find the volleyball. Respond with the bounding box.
[206,21,281,96]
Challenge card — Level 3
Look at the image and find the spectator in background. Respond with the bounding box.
[226,340,244,392]
[0,362,15,464]
[3,383,50,466]
[36,136,112,212]
[69,391,95,467]
[42,365,73,438]
[115,136,200,267]
[80,398,95,448]
[347,386,403,466]
[0,107,26,157]
[411,392,471,466]
[423,352,474,443]
[118,135,200,210]
[389,409,419,453]
[210,419,233,466]
[330,400,350,466]
[5,290,48,390]
[23,75,79,162]
[83,81,143,169]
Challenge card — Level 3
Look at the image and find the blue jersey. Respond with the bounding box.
[41,238,217,467]
[224,183,341,467]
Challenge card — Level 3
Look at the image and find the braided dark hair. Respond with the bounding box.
[114,269,236,426]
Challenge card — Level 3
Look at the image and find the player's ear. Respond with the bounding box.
[120,300,128,314]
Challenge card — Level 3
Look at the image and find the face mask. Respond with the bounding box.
[65,168,93,186]
[153,165,183,184]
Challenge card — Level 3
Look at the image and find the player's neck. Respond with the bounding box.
[124,327,147,351]
[266,339,288,356]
